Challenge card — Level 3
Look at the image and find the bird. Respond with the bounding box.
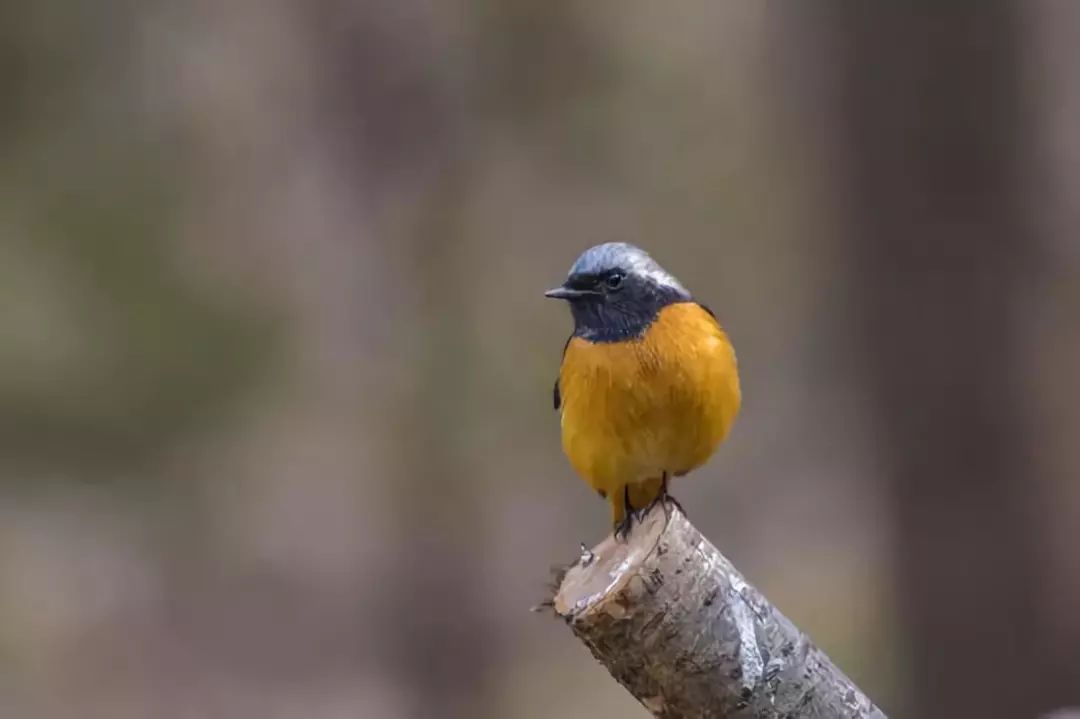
[546,243,741,537]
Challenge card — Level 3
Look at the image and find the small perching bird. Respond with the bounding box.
[546,243,741,537]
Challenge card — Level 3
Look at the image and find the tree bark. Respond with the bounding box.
[552,505,886,718]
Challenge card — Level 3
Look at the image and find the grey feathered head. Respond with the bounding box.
[545,243,691,342]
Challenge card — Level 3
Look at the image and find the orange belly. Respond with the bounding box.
[557,302,741,523]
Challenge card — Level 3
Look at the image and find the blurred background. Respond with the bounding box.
[1,2,1078,718]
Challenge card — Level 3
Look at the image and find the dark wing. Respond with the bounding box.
[554,335,571,410]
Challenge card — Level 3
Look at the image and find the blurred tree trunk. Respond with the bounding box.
[306,4,618,717]
[306,6,498,718]
[823,4,1073,717]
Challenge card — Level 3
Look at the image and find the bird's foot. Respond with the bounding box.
[642,493,683,519]
[613,485,638,541]
[656,472,687,519]
[662,492,686,518]
[613,514,635,542]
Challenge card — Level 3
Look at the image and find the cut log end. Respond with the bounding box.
[549,503,887,718]
[554,505,667,617]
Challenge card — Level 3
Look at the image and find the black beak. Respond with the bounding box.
[544,285,589,300]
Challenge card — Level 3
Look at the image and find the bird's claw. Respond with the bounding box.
[663,493,686,517]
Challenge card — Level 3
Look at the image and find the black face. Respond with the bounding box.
[547,268,689,342]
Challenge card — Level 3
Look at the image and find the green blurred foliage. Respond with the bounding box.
[0,1,277,478]
[0,181,276,475]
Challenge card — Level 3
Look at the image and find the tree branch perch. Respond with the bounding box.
[551,504,887,718]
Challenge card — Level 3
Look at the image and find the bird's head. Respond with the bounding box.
[545,242,690,342]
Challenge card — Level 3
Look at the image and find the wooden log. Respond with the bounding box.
[551,504,887,718]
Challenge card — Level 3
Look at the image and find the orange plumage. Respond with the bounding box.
[556,301,741,525]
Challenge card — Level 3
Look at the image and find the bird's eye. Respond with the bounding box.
[606,272,624,290]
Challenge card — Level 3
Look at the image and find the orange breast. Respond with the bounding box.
[557,302,741,499]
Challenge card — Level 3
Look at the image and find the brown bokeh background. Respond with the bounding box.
[1,3,1078,718]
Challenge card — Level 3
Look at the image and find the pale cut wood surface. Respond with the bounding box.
[553,504,887,718]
